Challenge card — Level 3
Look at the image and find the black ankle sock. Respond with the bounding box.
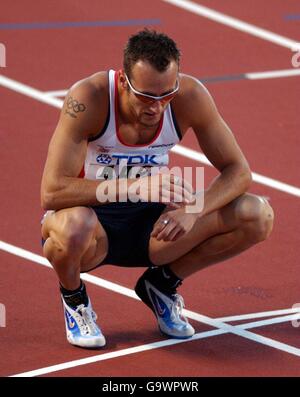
[60,280,89,308]
[146,265,182,293]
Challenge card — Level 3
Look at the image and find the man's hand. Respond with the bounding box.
[151,207,199,242]
[131,173,194,208]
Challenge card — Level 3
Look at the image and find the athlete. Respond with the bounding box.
[40,29,274,348]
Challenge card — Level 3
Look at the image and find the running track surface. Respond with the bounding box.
[0,0,300,377]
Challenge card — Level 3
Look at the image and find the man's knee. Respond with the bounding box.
[235,194,274,243]
[59,207,99,251]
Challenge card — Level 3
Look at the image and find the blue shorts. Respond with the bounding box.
[41,202,166,269]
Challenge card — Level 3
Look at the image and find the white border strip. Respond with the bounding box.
[162,0,299,49]
[1,73,300,198]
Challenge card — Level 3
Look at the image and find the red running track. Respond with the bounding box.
[0,0,299,377]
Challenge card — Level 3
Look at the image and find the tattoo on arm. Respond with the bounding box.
[65,96,86,118]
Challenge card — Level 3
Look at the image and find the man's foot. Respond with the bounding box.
[60,281,106,348]
[134,267,195,339]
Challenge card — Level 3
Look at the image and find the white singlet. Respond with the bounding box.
[82,70,182,180]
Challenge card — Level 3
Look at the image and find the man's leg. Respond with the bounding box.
[41,206,108,289]
[149,193,274,278]
[135,193,274,339]
[41,206,108,348]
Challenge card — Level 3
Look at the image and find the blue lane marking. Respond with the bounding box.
[199,74,247,83]
[284,15,300,20]
[0,18,161,30]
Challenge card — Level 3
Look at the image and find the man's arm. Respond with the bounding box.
[41,76,115,210]
[179,75,252,217]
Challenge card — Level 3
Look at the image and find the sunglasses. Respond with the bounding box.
[124,73,179,104]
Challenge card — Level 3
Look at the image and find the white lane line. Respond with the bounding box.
[0,240,138,300]
[2,239,300,368]
[44,89,68,97]
[0,75,63,108]
[246,69,300,80]
[10,313,300,377]
[179,311,300,357]
[171,145,300,198]
[10,329,225,377]
[251,173,300,198]
[162,0,299,49]
[216,307,300,322]
[237,313,300,330]
[1,73,299,198]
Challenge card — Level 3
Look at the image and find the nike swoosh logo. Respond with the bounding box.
[154,295,166,316]
[146,282,168,317]
[65,311,76,329]
[162,268,171,279]
[68,320,75,329]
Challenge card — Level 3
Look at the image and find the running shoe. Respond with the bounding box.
[135,270,195,339]
[61,295,106,348]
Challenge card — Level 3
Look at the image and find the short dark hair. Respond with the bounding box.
[123,29,181,78]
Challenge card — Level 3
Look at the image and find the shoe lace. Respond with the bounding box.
[75,304,98,335]
[170,294,188,324]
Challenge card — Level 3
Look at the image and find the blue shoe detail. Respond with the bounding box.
[65,310,79,332]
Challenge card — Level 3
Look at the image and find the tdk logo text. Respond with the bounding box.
[96,154,159,165]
